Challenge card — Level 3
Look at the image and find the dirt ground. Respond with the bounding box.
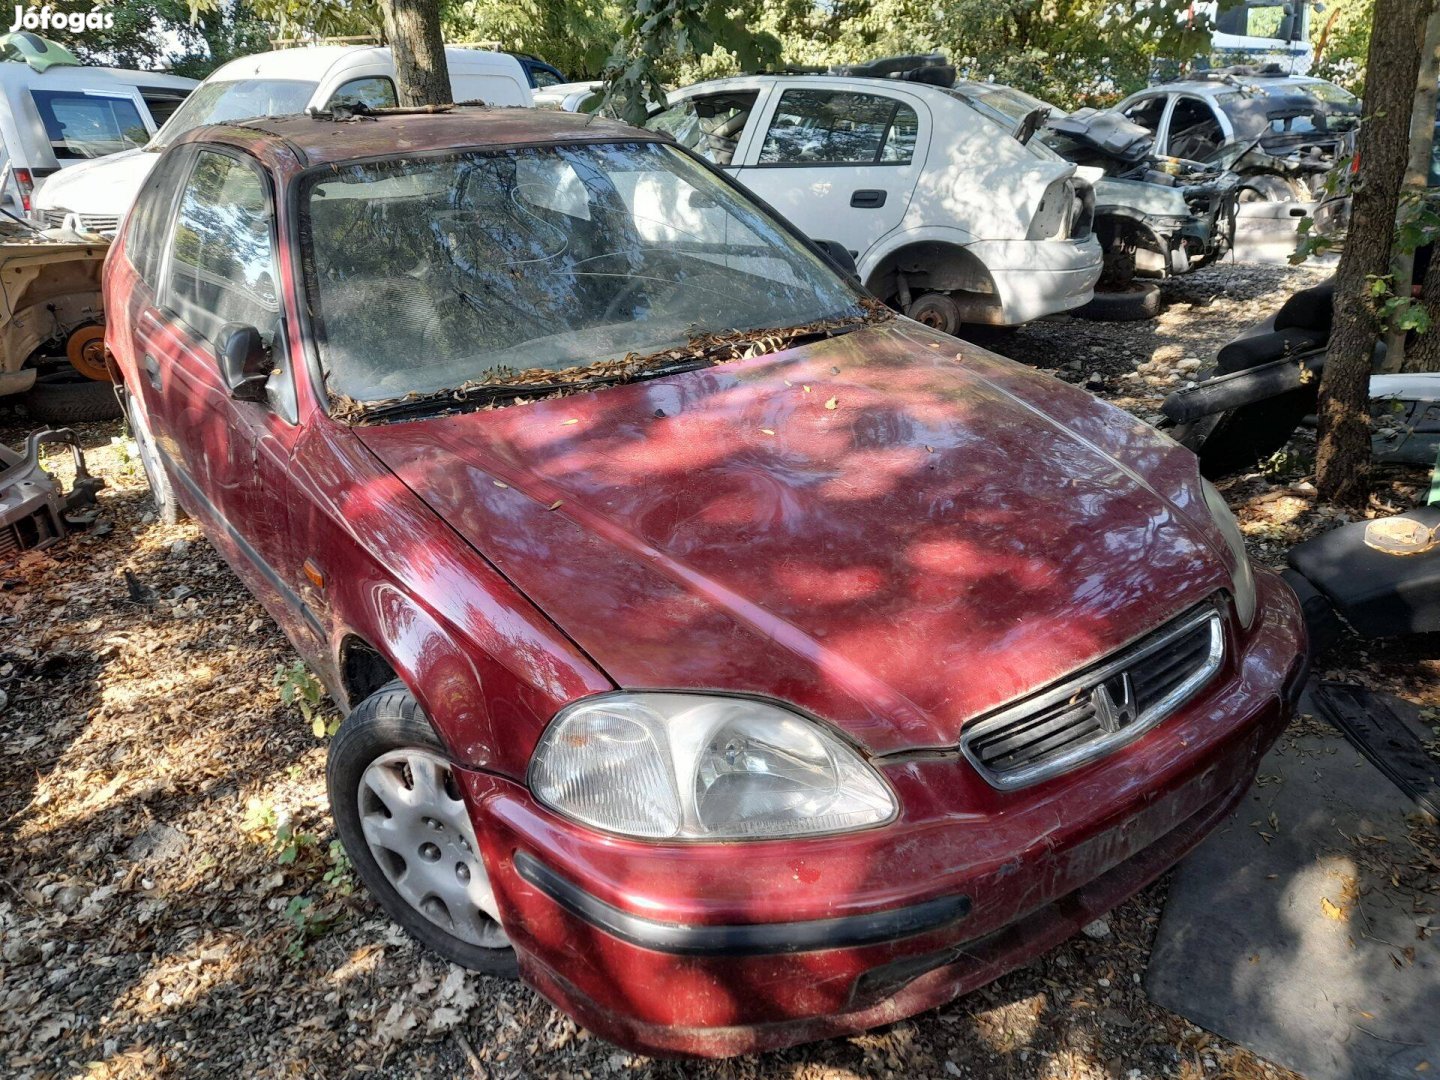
[1,260,1437,1080]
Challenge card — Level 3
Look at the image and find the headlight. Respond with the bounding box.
[529,694,897,840]
[1201,479,1257,628]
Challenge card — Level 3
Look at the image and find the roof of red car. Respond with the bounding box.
[183,106,651,169]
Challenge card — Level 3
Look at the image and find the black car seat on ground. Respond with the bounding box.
[1286,506,1440,639]
[1177,278,1334,478]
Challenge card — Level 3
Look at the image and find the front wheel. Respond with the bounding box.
[904,291,964,337]
[328,682,517,976]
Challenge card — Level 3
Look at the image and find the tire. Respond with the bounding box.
[125,390,186,525]
[905,291,964,337]
[1072,282,1161,323]
[328,681,518,978]
[22,376,122,423]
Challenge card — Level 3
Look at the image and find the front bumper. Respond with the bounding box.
[460,571,1307,1057]
[969,237,1104,324]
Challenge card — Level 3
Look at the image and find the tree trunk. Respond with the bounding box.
[1408,248,1440,370]
[382,0,451,106]
[1380,6,1440,372]
[1316,0,1430,509]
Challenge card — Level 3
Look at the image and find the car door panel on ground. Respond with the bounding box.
[732,84,929,261]
[138,146,324,648]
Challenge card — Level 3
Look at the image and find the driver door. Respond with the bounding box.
[150,147,321,648]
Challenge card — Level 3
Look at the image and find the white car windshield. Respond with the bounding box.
[301,140,868,405]
[150,79,318,148]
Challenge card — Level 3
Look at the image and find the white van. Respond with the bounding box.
[0,60,197,219]
[36,46,534,232]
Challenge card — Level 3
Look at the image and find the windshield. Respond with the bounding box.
[1216,85,1361,142]
[150,78,318,148]
[302,140,867,405]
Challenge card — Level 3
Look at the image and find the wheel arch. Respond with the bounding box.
[323,587,500,769]
[862,237,1004,324]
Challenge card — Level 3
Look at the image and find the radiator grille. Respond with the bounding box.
[41,210,120,233]
[962,603,1224,789]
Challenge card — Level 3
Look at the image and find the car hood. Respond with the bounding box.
[1046,107,1154,165]
[356,322,1232,755]
[33,147,156,216]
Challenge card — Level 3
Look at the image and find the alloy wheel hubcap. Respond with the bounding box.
[357,748,508,949]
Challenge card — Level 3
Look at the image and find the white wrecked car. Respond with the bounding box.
[645,58,1103,334]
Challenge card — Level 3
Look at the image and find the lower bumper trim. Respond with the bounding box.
[513,850,971,957]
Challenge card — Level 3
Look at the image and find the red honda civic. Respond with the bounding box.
[103,108,1308,1057]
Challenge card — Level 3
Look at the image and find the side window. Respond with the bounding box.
[531,68,563,88]
[326,76,398,111]
[758,89,917,166]
[30,90,148,159]
[165,150,279,345]
[1166,96,1225,161]
[123,149,192,288]
[647,92,758,166]
[1121,95,1166,134]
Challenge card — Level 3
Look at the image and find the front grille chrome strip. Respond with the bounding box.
[960,604,1225,791]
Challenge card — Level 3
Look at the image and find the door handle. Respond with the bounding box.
[850,189,887,208]
[142,354,161,391]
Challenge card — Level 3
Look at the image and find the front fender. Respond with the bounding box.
[293,420,613,777]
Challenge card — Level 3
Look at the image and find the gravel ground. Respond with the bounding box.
[1,260,1435,1080]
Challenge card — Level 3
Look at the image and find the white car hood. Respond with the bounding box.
[34,148,158,217]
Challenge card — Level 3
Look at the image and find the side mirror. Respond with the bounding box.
[814,238,860,282]
[215,323,270,403]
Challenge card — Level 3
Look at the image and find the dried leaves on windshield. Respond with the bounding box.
[328,300,894,425]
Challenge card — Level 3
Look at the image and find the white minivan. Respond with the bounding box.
[36,45,533,232]
[0,58,197,219]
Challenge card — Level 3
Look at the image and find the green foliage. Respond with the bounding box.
[323,840,355,895]
[280,841,354,960]
[43,0,273,79]
[444,0,623,78]
[1309,0,1374,95]
[601,0,781,125]
[1363,273,1435,337]
[273,660,336,738]
[191,0,382,43]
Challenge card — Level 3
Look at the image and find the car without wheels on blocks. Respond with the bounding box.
[103,106,1309,1058]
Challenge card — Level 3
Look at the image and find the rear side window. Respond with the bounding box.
[123,149,193,288]
[30,90,148,159]
[326,76,397,111]
[165,150,279,344]
[758,90,918,166]
[648,92,758,166]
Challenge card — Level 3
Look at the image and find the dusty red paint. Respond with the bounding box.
[102,112,1309,1058]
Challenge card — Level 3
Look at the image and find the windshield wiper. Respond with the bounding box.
[357,380,587,422]
[352,317,881,423]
